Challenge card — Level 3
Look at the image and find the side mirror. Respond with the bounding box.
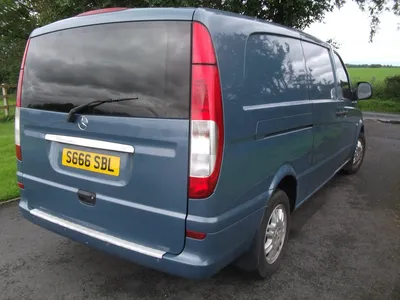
[356,82,372,100]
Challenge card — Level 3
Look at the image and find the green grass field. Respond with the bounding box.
[348,67,400,113]
[348,67,400,83]
[0,96,16,121]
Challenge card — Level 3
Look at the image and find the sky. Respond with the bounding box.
[305,2,400,65]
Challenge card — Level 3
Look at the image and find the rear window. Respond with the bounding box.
[22,21,191,119]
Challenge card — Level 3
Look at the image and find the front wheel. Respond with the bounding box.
[342,132,366,174]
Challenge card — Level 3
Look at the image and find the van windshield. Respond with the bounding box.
[22,21,191,119]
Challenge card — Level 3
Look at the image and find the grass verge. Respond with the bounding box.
[358,99,400,113]
[0,120,19,201]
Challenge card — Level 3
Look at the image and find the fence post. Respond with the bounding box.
[2,84,9,118]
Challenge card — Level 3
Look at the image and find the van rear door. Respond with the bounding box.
[19,20,191,254]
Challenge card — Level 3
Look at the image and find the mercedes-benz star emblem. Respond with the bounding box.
[78,116,88,131]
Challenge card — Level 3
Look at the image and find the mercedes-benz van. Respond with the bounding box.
[16,7,372,279]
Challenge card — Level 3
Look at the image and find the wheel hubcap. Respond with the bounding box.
[264,204,287,264]
[353,139,364,166]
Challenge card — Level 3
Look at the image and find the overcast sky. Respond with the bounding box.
[305,2,400,65]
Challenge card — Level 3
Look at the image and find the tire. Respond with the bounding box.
[236,190,290,279]
[342,132,366,174]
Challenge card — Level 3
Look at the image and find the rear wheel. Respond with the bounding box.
[342,132,366,174]
[236,190,290,278]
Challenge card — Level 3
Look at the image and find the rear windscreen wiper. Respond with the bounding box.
[66,97,139,122]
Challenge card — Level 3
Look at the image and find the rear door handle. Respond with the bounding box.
[77,189,96,205]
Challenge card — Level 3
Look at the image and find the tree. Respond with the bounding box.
[0,0,37,82]
[1,0,399,83]
[25,0,399,40]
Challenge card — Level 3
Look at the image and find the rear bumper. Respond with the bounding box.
[19,198,264,279]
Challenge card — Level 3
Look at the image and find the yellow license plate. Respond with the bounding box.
[61,148,120,176]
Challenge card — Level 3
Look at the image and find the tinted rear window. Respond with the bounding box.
[22,21,191,119]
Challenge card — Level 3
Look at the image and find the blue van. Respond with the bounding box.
[16,7,372,279]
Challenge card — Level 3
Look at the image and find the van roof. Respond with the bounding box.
[31,7,328,48]
[196,7,327,46]
[31,7,196,37]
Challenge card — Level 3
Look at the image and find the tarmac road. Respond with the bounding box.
[1,119,399,300]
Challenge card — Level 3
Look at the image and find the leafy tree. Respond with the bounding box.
[1,0,399,83]
[26,0,399,40]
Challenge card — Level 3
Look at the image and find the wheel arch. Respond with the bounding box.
[268,164,298,213]
[352,119,365,151]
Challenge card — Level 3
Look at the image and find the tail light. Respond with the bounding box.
[15,39,30,161]
[188,23,224,199]
[15,108,22,161]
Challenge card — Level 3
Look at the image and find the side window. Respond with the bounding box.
[301,42,336,100]
[244,34,308,105]
[334,53,352,100]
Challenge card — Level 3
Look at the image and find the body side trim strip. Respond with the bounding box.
[243,99,342,111]
[260,124,313,139]
[243,100,310,111]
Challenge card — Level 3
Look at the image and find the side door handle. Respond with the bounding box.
[336,109,348,117]
[336,110,344,117]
